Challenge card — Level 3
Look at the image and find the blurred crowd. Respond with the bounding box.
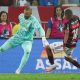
[0,0,80,6]
[0,0,80,39]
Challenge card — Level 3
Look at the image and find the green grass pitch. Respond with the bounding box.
[0,73,80,80]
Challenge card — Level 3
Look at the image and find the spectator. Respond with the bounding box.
[32,0,39,6]
[0,0,13,6]
[47,0,58,6]
[16,0,30,6]
[52,0,58,6]
[59,0,65,5]
[59,0,80,5]
[39,0,49,6]
[12,23,20,35]
[46,5,68,38]
[39,0,58,6]
[0,11,12,38]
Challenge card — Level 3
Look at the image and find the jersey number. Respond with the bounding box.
[72,28,78,40]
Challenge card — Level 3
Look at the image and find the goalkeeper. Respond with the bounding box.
[0,6,49,74]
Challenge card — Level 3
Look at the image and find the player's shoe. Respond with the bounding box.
[45,64,57,72]
[0,47,4,53]
[15,69,20,74]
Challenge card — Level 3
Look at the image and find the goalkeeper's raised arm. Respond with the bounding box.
[33,18,49,47]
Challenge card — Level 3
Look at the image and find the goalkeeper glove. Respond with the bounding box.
[42,37,49,47]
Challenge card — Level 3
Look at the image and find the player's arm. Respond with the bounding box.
[18,13,25,26]
[34,19,49,47]
[63,24,69,51]
[46,19,52,38]
[64,29,69,44]
[46,28,51,38]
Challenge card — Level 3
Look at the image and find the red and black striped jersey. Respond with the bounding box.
[64,16,80,48]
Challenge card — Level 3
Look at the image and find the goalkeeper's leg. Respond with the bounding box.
[0,40,12,53]
[15,41,32,74]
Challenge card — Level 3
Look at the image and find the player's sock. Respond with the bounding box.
[46,46,54,65]
[65,56,80,68]
[16,52,30,73]
[48,56,54,65]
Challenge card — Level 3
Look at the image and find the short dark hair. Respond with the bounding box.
[65,9,73,20]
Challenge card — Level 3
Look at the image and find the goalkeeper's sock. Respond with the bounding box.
[65,56,80,68]
[15,68,20,74]
[16,52,30,73]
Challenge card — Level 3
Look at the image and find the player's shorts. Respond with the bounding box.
[49,41,74,56]
[64,47,74,56]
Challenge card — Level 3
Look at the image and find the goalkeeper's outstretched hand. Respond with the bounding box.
[42,37,49,47]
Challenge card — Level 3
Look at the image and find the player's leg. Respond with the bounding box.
[64,48,80,68]
[15,41,32,74]
[45,42,63,72]
[45,45,57,72]
[65,56,80,68]
[0,40,12,53]
[45,45,54,65]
